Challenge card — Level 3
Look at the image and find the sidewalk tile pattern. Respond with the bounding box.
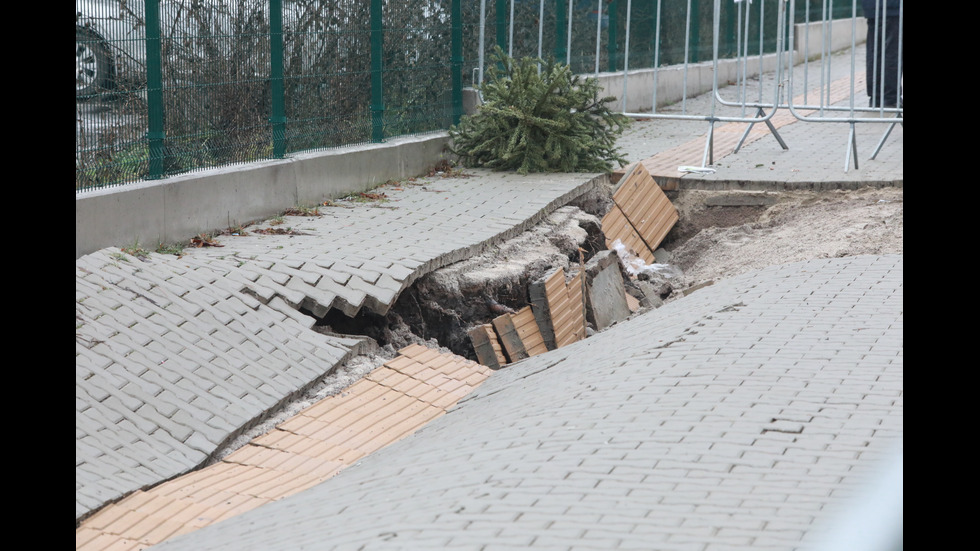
[510,306,549,357]
[149,255,903,551]
[468,323,506,368]
[76,345,491,550]
[76,172,600,522]
[545,268,587,348]
[604,162,678,261]
[75,248,363,521]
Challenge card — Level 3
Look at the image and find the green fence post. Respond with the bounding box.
[452,0,463,125]
[269,0,286,158]
[607,0,619,72]
[689,0,701,63]
[144,0,165,179]
[496,0,507,53]
[371,0,384,143]
[555,0,567,62]
[723,0,735,58]
[651,0,660,67]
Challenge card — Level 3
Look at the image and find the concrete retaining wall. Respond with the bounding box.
[76,133,452,258]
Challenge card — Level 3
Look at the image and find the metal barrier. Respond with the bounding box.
[785,0,904,168]
[605,0,903,171]
[473,0,902,171]
[617,0,794,168]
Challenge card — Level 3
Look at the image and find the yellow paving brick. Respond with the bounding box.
[76,526,104,548]
[209,495,272,525]
[113,490,157,513]
[99,508,149,536]
[275,412,321,433]
[222,443,286,467]
[286,418,344,441]
[142,498,213,528]
[383,354,419,371]
[396,343,429,357]
[220,466,284,496]
[244,468,318,500]
[76,344,497,551]
[250,429,320,455]
[160,463,252,500]
[265,471,330,498]
[463,371,490,386]
[82,501,133,530]
[189,490,265,518]
[136,517,187,547]
[123,511,183,542]
[407,346,442,364]
[76,533,143,551]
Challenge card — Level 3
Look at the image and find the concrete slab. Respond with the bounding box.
[586,259,632,331]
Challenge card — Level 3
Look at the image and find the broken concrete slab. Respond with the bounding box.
[510,306,549,358]
[611,163,679,256]
[468,324,505,369]
[528,279,558,351]
[545,269,587,349]
[601,163,679,270]
[492,314,528,363]
[585,260,632,331]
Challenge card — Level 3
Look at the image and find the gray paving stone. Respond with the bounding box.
[149,256,901,551]
[77,53,900,540]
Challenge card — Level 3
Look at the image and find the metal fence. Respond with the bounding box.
[76,0,464,191]
[606,0,902,170]
[75,0,875,192]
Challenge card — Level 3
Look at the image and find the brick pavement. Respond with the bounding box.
[76,171,602,523]
[149,255,903,550]
[76,42,901,546]
[76,345,491,550]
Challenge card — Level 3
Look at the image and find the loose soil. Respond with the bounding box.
[664,186,904,289]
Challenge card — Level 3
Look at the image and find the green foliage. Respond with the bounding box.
[449,48,630,175]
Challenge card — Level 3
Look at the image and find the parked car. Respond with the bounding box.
[75,0,290,98]
[76,0,363,99]
[76,0,146,97]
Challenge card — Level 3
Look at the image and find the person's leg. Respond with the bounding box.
[866,18,880,107]
[881,15,902,107]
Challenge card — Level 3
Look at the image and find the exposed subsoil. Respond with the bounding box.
[214,181,903,460]
[316,182,904,362]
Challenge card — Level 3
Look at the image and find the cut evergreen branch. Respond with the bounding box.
[449,47,631,175]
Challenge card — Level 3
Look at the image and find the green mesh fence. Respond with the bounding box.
[76,0,851,192]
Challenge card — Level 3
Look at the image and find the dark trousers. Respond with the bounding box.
[866,16,903,107]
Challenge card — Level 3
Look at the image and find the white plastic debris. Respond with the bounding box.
[611,239,677,278]
[678,166,716,174]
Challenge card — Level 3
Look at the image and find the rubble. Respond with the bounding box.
[317,166,682,368]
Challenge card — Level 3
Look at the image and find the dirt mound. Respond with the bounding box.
[666,187,903,292]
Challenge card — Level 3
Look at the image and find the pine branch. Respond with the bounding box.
[449,47,631,175]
